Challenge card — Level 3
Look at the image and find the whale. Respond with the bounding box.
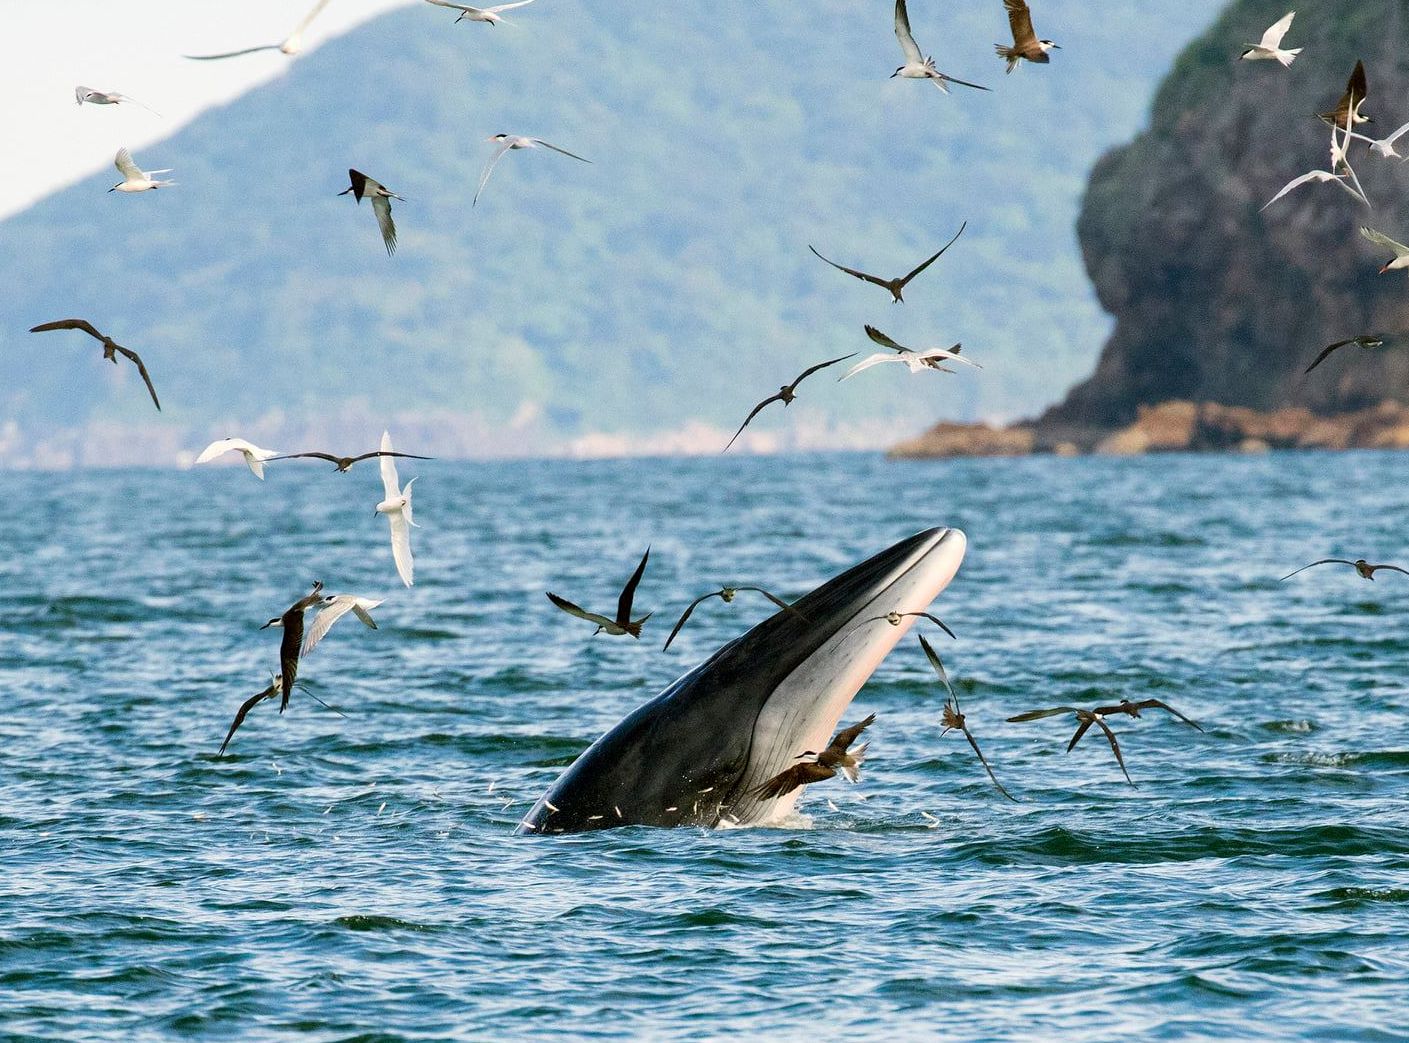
[518,527,967,834]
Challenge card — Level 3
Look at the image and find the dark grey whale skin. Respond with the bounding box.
[518,528,950,834]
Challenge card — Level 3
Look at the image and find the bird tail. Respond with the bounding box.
[1279,48,1303,68]
[841,743,869,783]
[995,44,1021,73]
[624,613,653,639]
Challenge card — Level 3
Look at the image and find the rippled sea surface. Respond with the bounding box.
[3,451,1408,1041]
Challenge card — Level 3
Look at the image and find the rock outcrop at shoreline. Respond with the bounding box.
[890,401,1409,459]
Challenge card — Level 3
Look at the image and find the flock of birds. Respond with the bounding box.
[36,1,1409,808]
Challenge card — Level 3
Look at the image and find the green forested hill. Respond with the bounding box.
[0,0,1222,463]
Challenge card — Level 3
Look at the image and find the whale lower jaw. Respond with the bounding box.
[519,527,967,834]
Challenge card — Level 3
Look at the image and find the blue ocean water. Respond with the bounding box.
[2,451,1407,1041]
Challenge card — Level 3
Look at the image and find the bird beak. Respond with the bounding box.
[258,621,273,630]
[1380,264,1391,275]
[890,70,900,79]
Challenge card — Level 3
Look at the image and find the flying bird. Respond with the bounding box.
[1239,11,1302,67]
[424,0,536,24]
[474,134,591,206]
[1007,705,1135,785]
[1303,335,1385,375]
[1281,558,1409,581]
[808,222,966,304]
[892,0,989,93]
[302,594,384,656]
[28,319,161,410]
[1347,120,1409,160]
[722,354,855,453]
[75,86,160,115]
[339,169,403,255]
[108,147,173,193]
[662,586,800,651]
[752,714,876,800]
[1360,225,1409,273]
[374,431,419,588]
[185,0,333,60]
[217,673,282,756]
[841,325,980,381]
[855,610,956,641]
[996,0,1058,73]
[260,581,325,712]
[195,438,280,479]
[1261,169,1368,212]
[1091,698,1203,732]
[920,635,1014,801]
[547,547,653,638]
[1318,60,1370,127]
[270,446,431,472]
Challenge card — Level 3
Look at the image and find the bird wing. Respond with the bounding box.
[1007,706,1079,722]
[1381,119,1409,147]
[370,195,398,256]
[894,0,923,64]
[1261,171,1332,212]
[351,599,384,627]
[898,221,967,286]
[723,393,783,453]
[302,598,354,657]
[533,139,592,163]
[114,147,145,180]
[916,346,981,370]
[30,318,105,341]
[616,547,651,625]
[663,591,724,651]
[184,45,282,60]
[278,627,302,711]
[218,682,279,756]
[1280,559,1356,580]
[1360,225,1409,256]
[488,0,537,12]
[1260,11,1295,49]
[962,726,1017,802]
[917,633,956,700]
[424,0,478,10]
[546,592,614,629]
[1371,564,1409,577]
[736,587,800,617]
[379,431,400,497]
[807,246,891,290]
[115,93,161,116]
[938,72,992,92]
[387,510,414,587]
[1347,59,1369,113]
[1066,715,1095,752]
[75,86,93,104]
[840,353,904,381]
[270,451,342,465]
[1004,0,1038,47]
[1304,340,1356,374]
[290,0,334,37]
[113,346,161,411]
[791,353,857,390]
[865,325,909,352]
[910,611,957,640]
[473,140,514,206]
[753,762,833,800]
[1088,715,1133,785]
[1133,699,1204,731]
[827,713,877,755]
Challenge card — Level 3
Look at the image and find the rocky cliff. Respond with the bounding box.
[1038,0,1409,437]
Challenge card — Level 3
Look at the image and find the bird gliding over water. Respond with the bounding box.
[808,222,966,304]
[1281,558,1409,581]
[920,635,1014,801]
[260,582,325,711]
[184,0,334,60]
[272,446,431,472]
[302,595,384,656]
[547,548,653,638]
[195,438,280,479]
[892,0,988,93]
[375,432,419,588]
[28,319,161,410]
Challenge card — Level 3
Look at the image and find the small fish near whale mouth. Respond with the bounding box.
[518,527,967,834]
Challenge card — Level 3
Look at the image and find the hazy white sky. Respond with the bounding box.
[2,0,412,218]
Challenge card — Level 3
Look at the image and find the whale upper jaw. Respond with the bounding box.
[518,527,967,834]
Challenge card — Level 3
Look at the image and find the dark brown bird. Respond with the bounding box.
[920,635,1015,801]
[1304,336,1385,374]
[260,581,324,711]
[1282,558,1409,582]
[662,585,802,650]
[218,673,281,756]
[547,547,652,637]
[808,222,966,303]
[29,319,162,410]
[1319,60,1371,127]
[1007,705,1135,785]
[270,449,432,472]
[752,713,876,800]
[996,0,1058,73]
[1089,698,1203,732]
[722,354,855,453]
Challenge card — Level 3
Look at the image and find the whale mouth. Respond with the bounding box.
[518,527,967,834]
